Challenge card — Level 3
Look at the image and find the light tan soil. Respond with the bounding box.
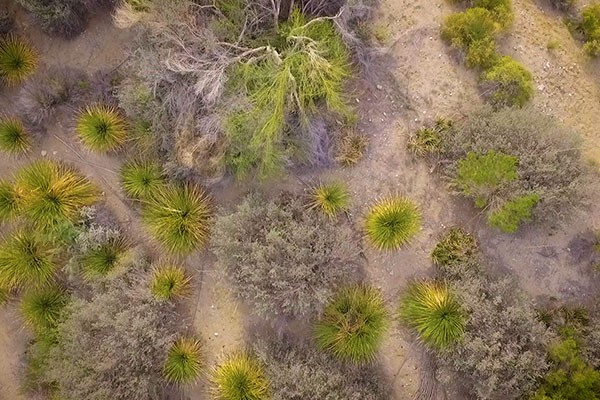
[1,0,599,399]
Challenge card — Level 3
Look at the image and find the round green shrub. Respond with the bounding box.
[315,286,388,364]
[364,197,421,250]
[481,56,533,108]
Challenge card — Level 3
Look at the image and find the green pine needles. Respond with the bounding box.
[20,286,68,333]
[120,159,164,200]
[0,117,30,154]
[398,281,465,350]
[80,236,129,279]
[163,337,203,385]
[315,286,388,364]
[142,184,211,254]
[309,182,350,219]
[15,160,98,233]
[0,231,58,290]
[211,353,270,400]
[150,265,191,301]
[364,197,421,250]
[76,105,128,152]
[0,35,37,86]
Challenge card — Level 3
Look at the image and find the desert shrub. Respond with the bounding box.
[579,5,600,56]
[35,267,178,399]
[440,108,587,227]
[76,105,128,152]
[19,66,89,126]
[211,353,270,400]
[431,227,478,267]
[0,231,58,290]
[212,193,361,319]
[315,286,388,364]
[0,116,31,154]
[253,337,390,399]
[149,265,191,301]
[142,183,211,254]
[309,181,350,219]
[488,193,540,233]
[19,286,68,334]
[120,159,164,200]
[546,0,574,11]
[80,235,129,279]
[456,150,518,208]
[481,56,534,107]
[399,281,465,350]
[364,197,421,250]
[0,10,14,34]
[15,160,98,235]
[472,0,513,27]
[0,35,37,86]
[437,261,551,399]
[163,337,202,385]
[0,181,20,222]
[530,337,600,400]
[335,129,368,166]
[408,118,452,156]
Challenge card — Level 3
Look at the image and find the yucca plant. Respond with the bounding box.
[15,160,98,233]
[398,281,465,350]
[0,181,20,222]
[211,353,270,400]
[76,105,128,152]
[150,265,191,301]
[364,197,421,250]
[0,35,37,86]
[315,286,388,364]
[309,182,350,219]
[0,231,57,290]
[80,236,129,279]
[120,159,164,200]
[163,337,202,385]
[142,184,211,254]
[0,286,9,305]
[20,286,68,333]
[0,117,30,154]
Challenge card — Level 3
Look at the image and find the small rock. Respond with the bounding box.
[214,332,219,337]
[376,84,383,90]
[52,151,57,155]
[41,150,47,157]
[355,98,360,103]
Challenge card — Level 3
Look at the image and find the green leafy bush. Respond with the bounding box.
[481,56,534,107]
[0,35,37,86]
[431,227,478,267]
[212,193,361,319]
[163,337,202,385]
[472,0,513,27]
[0,231,58,290]
[399,281,465,350]
[580,5,600,56]
[364,197,421,250]
[456,150,518,208]
[309,182,350,219]
[440,108,587,228]
[315,286,388,364]
[211,353,270,400]
[142,184,211,254]
[488,193,540,233]
[530,337,600,400]
[0,117,31,154]
[20,287,68,334]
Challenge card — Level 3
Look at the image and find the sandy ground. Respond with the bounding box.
[1,0,600,399]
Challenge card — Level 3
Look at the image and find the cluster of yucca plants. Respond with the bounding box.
[0,116,30,154]
[315,285,388,364]
[364,197,421,250]
[398,281,465,350]
[0,231,58,290]
[14,160,98,234]
[163,337,203,384]
[150,264,191,301]
[80,236,129,279]
[19,286,68,333]
[142,184,211,254]
[76,105,128,152]
[120,159,164,200]
[0,35,37,86]
[309,182,350,219]
[211,353,270,400]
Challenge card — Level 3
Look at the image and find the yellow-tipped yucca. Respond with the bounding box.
[163,337,203,385]
[211,353,270,400]
[150,265,191,301]
[0,35,37,86]
[309,182,350,219]
[76,105,128,152]
[0,117,30,154]
[364,197,421,250]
